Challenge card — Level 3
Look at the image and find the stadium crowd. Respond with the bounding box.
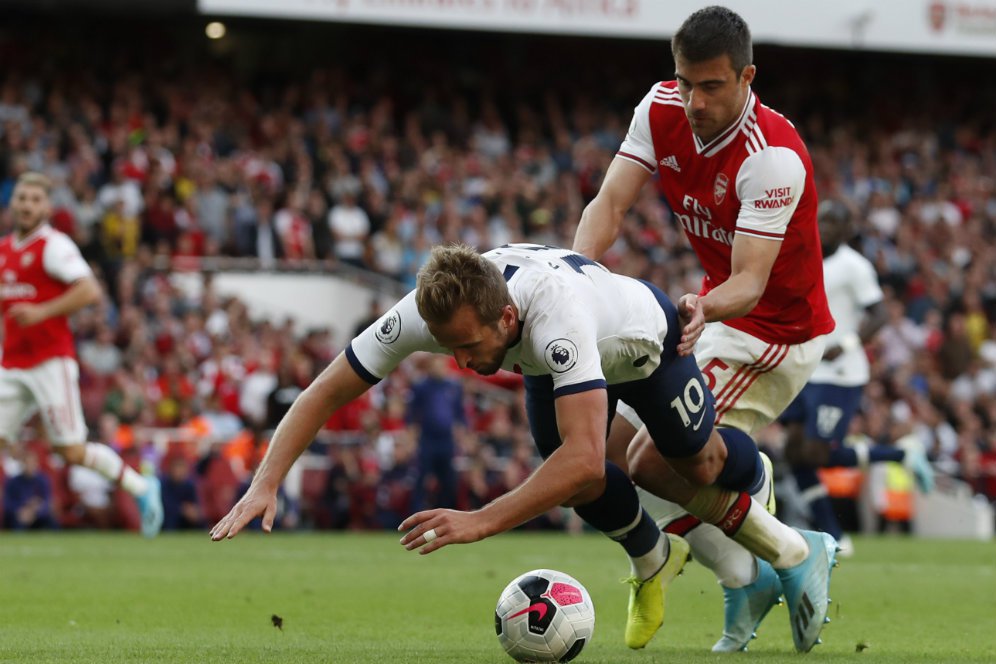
[1,22,995,532]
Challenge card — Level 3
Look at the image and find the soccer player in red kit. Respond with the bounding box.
[0,172,162,537]
[573,6,835,654]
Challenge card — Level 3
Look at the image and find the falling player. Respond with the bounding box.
[211,243,837,652]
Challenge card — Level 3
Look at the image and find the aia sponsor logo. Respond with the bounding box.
[755,186,794,210]
[714,172,729,205]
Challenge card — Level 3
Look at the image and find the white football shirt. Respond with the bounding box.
[348,244,671,396]
[810,244,884,386]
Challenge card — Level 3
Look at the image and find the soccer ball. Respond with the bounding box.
[494,569,595,663]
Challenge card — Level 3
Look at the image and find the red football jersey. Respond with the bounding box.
[0,225,93,368]
[619,82,834,345]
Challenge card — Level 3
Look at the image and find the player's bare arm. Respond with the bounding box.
[695,233,781,323]
[211,352,372,540]
[825,300,886,361]
[7,276,100,328]
[572,157,650,260]
[400,388,608,554]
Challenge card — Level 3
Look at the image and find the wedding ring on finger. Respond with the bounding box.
[423,528,438,543]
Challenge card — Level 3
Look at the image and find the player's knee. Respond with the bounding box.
[690,464,720,487]
[667,431,724,487]
[56,443,86,465]
[671,455,721,487]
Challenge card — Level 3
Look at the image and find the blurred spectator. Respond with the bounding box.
[352,298,384,339]
[406,355,466,511]
[3,449,58,530]
[327,183,370,269]
[375,432,417,529]
[78,323,123,378]
[275,190,316,261]
[160,454,203,531]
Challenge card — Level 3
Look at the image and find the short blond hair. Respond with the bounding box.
[15,172,53,195]
[415,244,510,326]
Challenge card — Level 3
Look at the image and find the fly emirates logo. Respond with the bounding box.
[676,195,734,246]
[756,186,794,209]
[1,271,37,300]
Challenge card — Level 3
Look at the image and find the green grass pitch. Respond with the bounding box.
[0,532,993,663]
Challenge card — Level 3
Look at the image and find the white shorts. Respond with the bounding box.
[0,357,87,446]
[694,323,826,435]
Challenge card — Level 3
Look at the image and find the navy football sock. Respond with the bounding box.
[793,466,843,540]
[715,427,765,494]
[573,462,660,558]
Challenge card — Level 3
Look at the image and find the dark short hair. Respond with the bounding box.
[415,244,511,326]
[672,6,753,74]
[817,199,853,226]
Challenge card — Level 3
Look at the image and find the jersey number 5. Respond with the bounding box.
[700,358,730,392]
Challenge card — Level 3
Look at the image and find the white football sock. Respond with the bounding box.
[684,486,808,569]
[83,442,149,497]
[638,486,759,587]
[629,532,670,581]
[685,525,758,588]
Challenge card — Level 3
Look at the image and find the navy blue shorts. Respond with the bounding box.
[524,281,716,460]
[780,382,863,445]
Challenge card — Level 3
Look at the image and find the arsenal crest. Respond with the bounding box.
[21,253,34,268]
[714,172,729,205]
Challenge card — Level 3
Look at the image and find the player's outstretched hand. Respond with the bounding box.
[210,487,277,541]
[677,293,705,356]
[399,509,486,555]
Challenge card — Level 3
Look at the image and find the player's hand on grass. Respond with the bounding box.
[399,509,486,555]
[677,293,705,356]
[210,487,277,541]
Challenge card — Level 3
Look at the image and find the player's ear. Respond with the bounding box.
[740,64,756,87]
[501,304,516,328]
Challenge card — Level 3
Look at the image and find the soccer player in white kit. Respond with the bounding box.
[780,200,932,552]
[572,7,836,653]
[212,243,836,651]
[0,172,163,537]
